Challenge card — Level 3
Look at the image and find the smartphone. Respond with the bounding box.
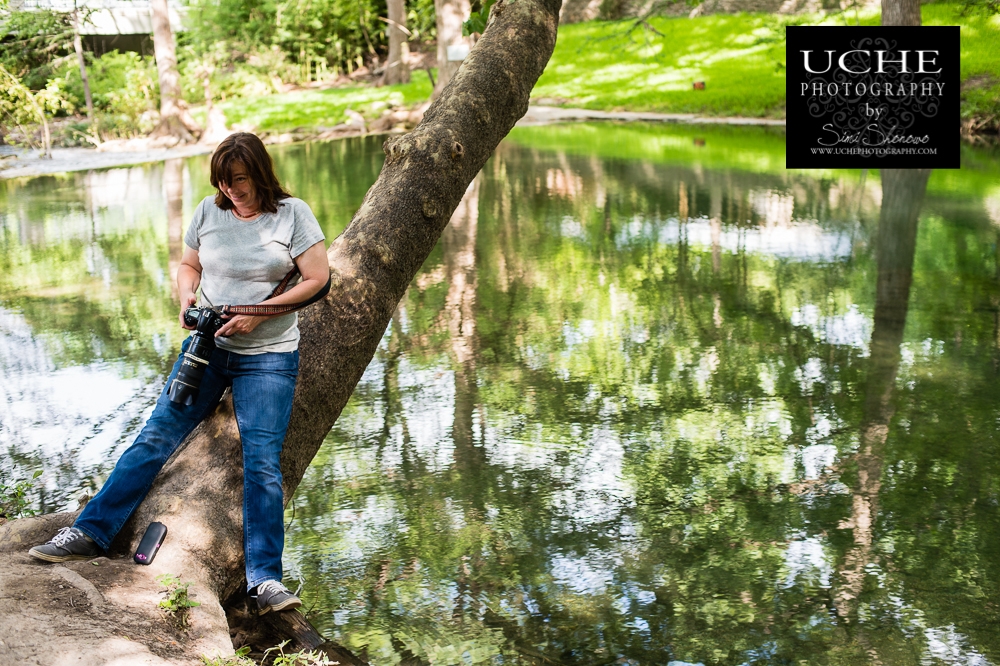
[133,522,167,565]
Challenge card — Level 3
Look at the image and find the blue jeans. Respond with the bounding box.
[75,336,299,591]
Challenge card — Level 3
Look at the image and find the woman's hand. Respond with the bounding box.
[216,314,266,338]
[179,293,198,330]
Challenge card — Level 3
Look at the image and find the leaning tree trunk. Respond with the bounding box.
[383,0,411,85]
[433,0,472,97]
[149,0,200,144]
[0,0,561,663]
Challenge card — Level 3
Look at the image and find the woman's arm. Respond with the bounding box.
[215,240,328,338]
[260,240,329,306]
[178,246,203,330]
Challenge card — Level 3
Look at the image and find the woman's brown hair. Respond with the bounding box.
[210,132,291,214]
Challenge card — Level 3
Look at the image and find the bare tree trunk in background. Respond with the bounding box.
[149,0,200,144]
[384,0,411,85]
[434,0,472,97]
[833,169,931,626]
[0,0,561,663]
[882,0,921,25]
[72,5,93,117]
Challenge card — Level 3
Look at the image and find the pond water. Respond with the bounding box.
[3,124,1000,665]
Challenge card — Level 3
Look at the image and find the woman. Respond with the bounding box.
[29,132,329,615]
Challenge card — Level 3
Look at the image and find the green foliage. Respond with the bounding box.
[0,63,65,148]
[0,9,74,90]
[58,51,159,139]
[959,0,1000,14]
[156,574,201,629]
[178,43,286,106]
[180,0,436,90]
[462,0,495,36]
[0,468,43,520]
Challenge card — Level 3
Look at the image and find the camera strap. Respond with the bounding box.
[218,267,332,317]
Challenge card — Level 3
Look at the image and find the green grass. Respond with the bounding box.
[923,4,1000,129]
[532,13,795,117]
[219,75,433,132]
[216,5,998,129]
[533,5,1000,119]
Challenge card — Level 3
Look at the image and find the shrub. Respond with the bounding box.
[57,51,159,139]
[0,468,43,521]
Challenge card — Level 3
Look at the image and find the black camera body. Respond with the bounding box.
[167,307,225,405]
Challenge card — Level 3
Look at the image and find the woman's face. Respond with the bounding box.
[220,163,257,211]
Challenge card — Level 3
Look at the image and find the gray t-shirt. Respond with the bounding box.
[184,196,326,354]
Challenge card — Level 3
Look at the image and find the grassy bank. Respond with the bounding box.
[533,4,1000,122]
[215,4,999,132]
[218,76,434,133]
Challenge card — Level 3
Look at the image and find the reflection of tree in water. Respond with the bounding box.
[7,134,999,663]
[0,165,189,513]
[165,158,185,299]
[290,147,890,663]
[834,169,930,628]
[291,142,1000,665]
[0,167,183,372]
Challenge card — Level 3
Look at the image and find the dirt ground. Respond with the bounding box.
[0,514,234,665]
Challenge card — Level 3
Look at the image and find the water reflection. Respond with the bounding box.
[835,169,930,623]
[3,126,1000,664]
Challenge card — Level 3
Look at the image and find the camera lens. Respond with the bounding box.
[167,334,214,405]
[168,308,222,405]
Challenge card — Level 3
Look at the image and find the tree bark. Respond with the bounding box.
[149,0,200,144]
[881,0,921,26]
[433,0,472,97]
[384,0,411,85]
[0,0,561,662]
[72,6,94,117]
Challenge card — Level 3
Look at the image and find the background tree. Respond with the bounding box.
[433,0,471,96]
[882,0,921,25]
[384,0,411,85]
[70,0,93,117]
[149,0,200,143]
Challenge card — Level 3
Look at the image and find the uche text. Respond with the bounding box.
[801,50,942,74]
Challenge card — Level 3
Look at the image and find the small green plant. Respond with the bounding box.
[0,468,43,521]
[264,642,336,666]
[156,574,201,629]
[200,646,255,666]
[200,642,335,666]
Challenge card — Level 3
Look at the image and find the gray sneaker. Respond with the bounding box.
[253,580,301,615]
[28,526,103,563]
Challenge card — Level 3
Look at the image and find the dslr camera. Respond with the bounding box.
[167,307,225,405]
